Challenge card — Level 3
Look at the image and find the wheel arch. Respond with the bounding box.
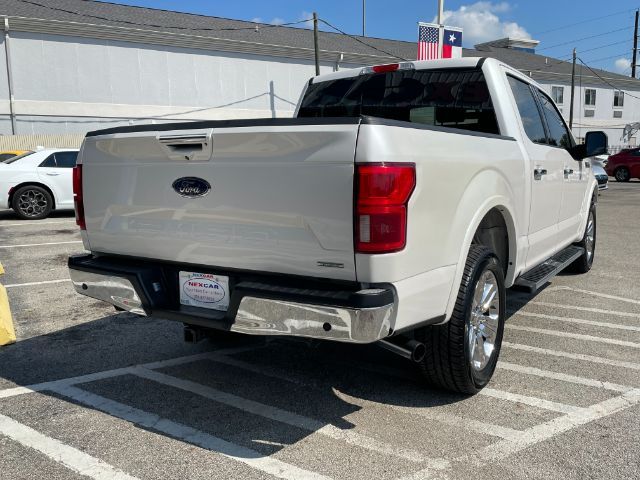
[9,182,57,210]
[443,199,518,322]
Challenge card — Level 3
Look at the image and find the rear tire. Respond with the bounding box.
[567,201,596,274]
[416,245,506,394]
[614,167,630,182]
[11,185,53,220]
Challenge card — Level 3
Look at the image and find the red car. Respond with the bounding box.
[605,147,640,182]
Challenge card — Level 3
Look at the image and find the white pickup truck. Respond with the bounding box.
[69,57,607,394]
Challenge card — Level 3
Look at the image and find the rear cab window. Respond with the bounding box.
[298,68,500,135]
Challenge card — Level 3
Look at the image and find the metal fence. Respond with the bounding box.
[0,134,84,151]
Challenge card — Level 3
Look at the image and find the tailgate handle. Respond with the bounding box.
[158,134,209,157]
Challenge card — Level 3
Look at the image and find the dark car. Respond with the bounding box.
[605,147,640,182]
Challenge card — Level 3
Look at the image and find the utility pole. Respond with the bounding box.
[313,12,320,76]
[362,0,366,36]
[569,48,576,130]
[632,9,638,78]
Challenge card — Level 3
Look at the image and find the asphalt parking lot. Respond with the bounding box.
[0,181,638,480]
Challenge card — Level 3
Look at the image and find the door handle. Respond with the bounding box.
[45,172,61,176]
[534,168,547,180]
[564,168,574,175]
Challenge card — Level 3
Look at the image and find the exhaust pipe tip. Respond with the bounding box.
[406,339,426,363]
[378,338,426,363]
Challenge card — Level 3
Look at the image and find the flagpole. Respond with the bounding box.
[437,0,444,58]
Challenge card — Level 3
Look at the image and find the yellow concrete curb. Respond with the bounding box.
[0,262,16,346]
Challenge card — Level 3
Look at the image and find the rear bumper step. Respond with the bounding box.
[68,254,396,344]
[513,245,584,293]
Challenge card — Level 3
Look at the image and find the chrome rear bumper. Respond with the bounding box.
[69,257,395,344]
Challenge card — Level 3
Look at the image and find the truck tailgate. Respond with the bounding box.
[81,120,360,281]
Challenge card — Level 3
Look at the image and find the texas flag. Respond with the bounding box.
[442,28,463,58]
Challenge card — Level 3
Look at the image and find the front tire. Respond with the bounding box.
[417,245,506,394]
[11,185,53,220]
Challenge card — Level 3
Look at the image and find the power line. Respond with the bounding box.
[533,7,638,36]
[578,57,640,100]
[538,26,634,51]
[15,0,312,32]
[581,51,631,64]
[555,39,632,60]
[318,18,408,61]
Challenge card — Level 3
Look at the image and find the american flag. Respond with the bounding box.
[417,23,440,60]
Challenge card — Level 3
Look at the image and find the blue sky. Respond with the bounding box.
[96,1,640,74]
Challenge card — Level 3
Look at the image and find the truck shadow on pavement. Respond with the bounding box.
[0,289,541,459]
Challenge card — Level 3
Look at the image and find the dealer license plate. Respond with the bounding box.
[179,271,230,311]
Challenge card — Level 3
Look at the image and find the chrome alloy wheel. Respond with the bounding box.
[585,211,595,262]
[468,270,500,372]
[17,189,48,218]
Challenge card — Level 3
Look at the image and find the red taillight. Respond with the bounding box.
[72,165,85,230]
[355,163,415,253]
[372,63,399,73]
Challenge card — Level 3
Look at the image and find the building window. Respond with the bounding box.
[584,109,595,117]
[551,86,564,104]
[585,89,596,106]
[614,90,624,107]
[613,110,623,118]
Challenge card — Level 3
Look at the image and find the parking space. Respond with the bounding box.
[0,183,639,480]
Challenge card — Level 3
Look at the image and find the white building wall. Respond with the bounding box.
[0,31,358,135]
[538,81,640,147]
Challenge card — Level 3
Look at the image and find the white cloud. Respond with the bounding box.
[270,17,285,25]
[251,17,263,23]
[613,58,632,74]
[434,1,531,47]
[298,11,315,29]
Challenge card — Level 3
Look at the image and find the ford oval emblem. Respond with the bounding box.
[172,177,211,198]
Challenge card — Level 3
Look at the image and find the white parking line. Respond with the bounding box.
[4,279,70,289]
[0,413,138,480]
[133,367,429,463]
[506,324,640,349]
[404,388,640,478]
[334,389,524,442]
[469,388,640,464]
[548,286,640,306]
[480,388,584,415]
[52,385,332,480]
[0,348,256,400]
[0,220,76,228]
[508,310,640,332]
[204,355,524,442]
[497,361,633,393]
[0,241,82,249]
[502,342,640,371]
[528,301,640,319]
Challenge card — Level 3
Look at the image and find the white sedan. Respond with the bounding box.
[0,148,79,220]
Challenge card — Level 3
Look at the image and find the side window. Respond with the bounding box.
[54,151,78,168]
[507,76,547,144]
[39,154,57,168]
[537,92,573,149]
